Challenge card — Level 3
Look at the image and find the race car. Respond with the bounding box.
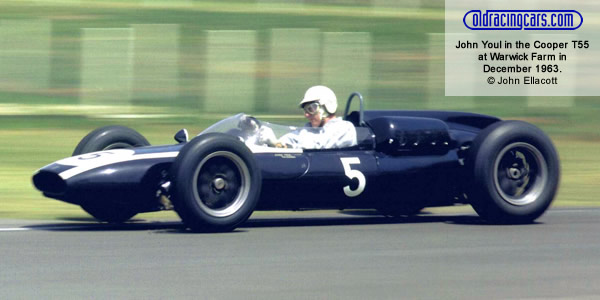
[32,93,560,232]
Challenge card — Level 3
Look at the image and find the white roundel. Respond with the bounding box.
[56,149,136,168]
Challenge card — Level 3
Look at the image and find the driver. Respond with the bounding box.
[259,85,357,149]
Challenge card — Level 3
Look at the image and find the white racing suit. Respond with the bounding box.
[278,117,357,149]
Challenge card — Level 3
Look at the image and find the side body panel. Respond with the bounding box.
[256,149,465,210]
[256,150,378,210]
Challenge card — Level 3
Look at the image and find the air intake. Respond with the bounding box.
[32,171,67,195]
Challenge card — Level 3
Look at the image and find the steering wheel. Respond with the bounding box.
[238,115,261,134]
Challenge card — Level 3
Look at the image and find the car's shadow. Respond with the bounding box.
[22,210,540,233]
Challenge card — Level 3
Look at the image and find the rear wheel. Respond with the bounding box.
[468,121,560,224]
[170,133,262,232]
[74,126,150,223]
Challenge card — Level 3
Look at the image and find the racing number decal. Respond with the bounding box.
[340,157,366,197]
[78,152,114,160]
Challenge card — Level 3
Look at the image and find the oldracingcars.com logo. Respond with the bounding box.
[463,10,583,30]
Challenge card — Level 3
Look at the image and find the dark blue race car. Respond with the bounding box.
[32,93,560,232]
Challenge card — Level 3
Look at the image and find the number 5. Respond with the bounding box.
[340,157,366,197]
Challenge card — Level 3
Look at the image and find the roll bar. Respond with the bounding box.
[343,92,365,126]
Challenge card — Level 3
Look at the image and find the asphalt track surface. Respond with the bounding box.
[2,208,600,299]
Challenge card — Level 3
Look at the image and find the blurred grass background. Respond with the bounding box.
[0,0,598,220]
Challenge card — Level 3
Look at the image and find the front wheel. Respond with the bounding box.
[74,125,150,222]
[73,125,150,155]
[468,121,560,224]
[170,133,262,232]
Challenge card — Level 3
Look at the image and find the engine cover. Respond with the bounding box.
[367,117,452,155]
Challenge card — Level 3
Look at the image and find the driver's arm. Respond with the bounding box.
[258,126,288,148]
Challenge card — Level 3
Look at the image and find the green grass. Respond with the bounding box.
[1,0,446,112]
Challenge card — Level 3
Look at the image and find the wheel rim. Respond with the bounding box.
[493,142,547,206]
[103,142,134,150]
[192,151,251,218]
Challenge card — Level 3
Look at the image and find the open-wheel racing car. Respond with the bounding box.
[33,93,560,232]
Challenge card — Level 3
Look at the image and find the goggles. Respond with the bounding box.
[303,102,320,115]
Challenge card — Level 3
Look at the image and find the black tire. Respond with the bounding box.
[170,133,262,232]
[73,125,150,156]
[468,120,560,224]
[74,125,150,222]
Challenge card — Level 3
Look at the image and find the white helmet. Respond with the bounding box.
[299,85,338,115]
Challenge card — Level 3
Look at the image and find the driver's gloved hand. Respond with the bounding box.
[258,126,278,147]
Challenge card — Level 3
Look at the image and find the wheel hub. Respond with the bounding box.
[212,177,227,191]
[493,142,547,206]
[508,167,522,179]
[192,151,251,218]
